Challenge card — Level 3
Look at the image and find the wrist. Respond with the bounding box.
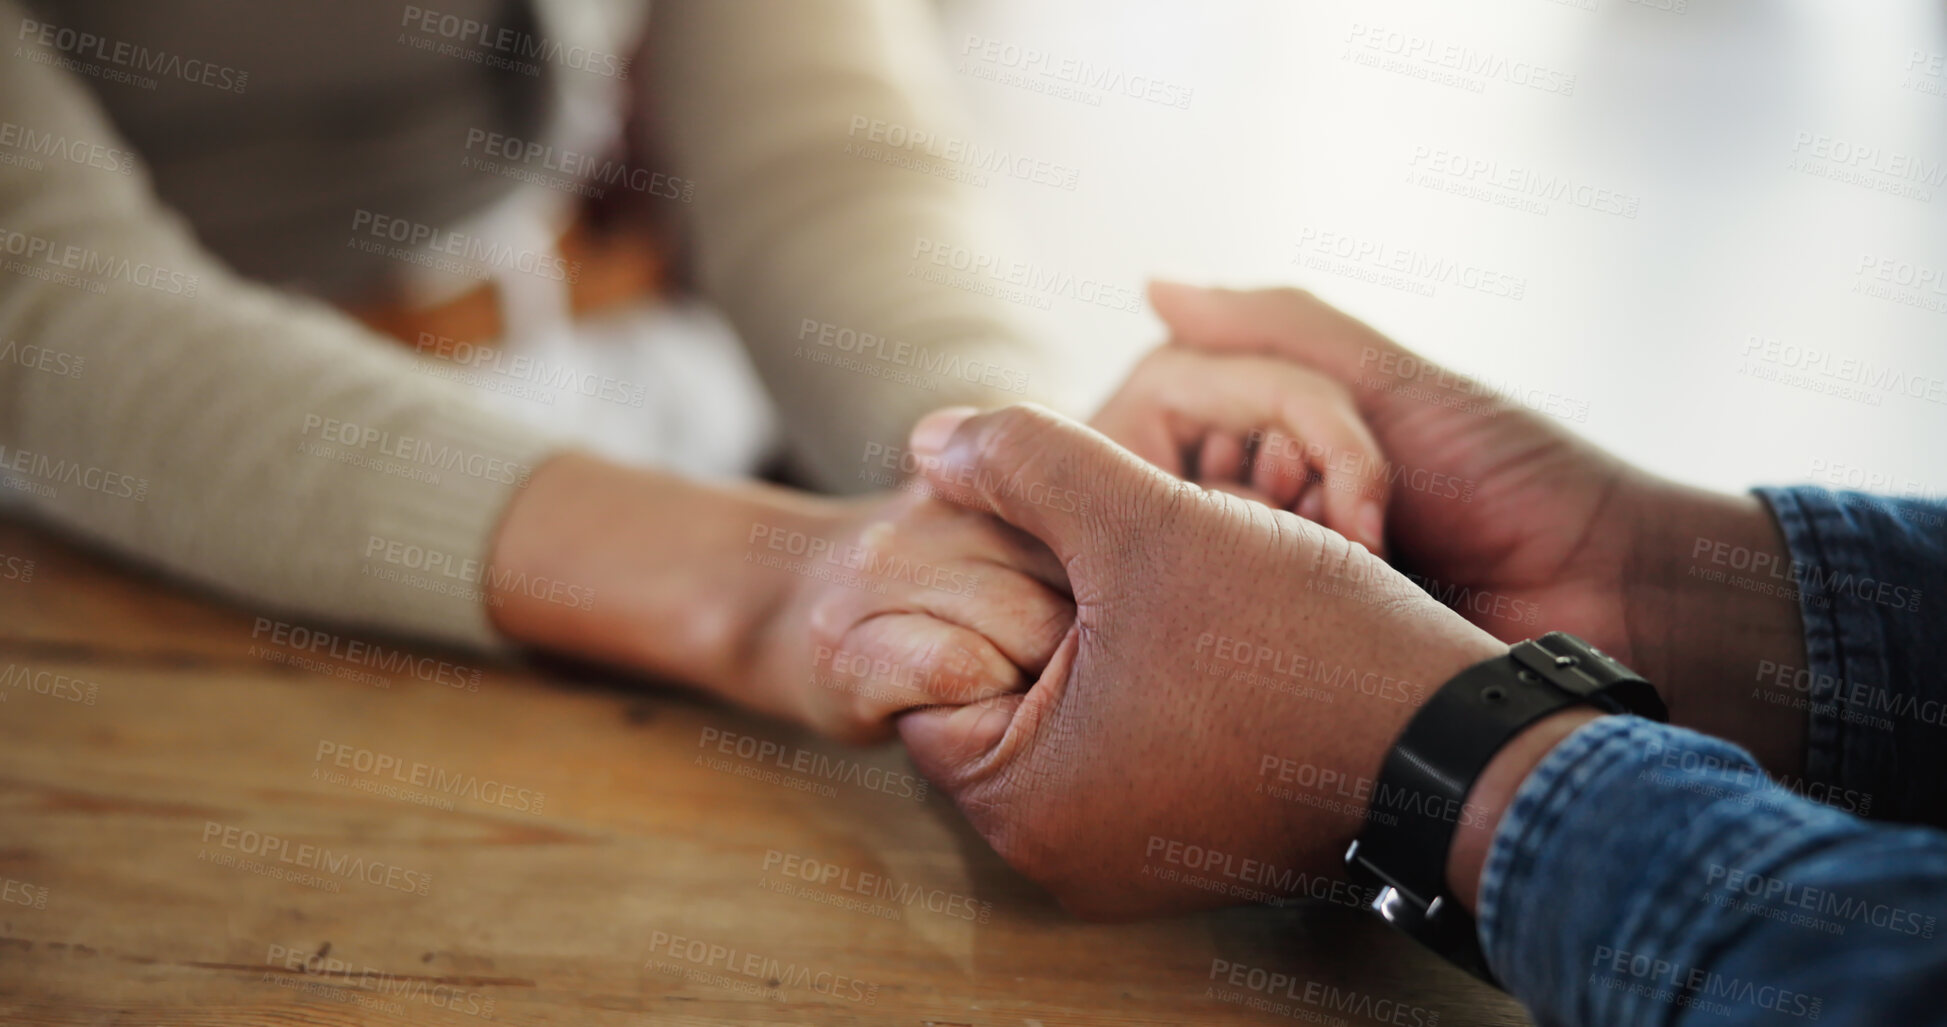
[1444,707,1607,914]
[486,451,826,695]
[1618,479,1808,776]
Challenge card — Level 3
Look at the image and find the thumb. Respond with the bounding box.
[1147,281,1425,414]
[907,402,1173,570]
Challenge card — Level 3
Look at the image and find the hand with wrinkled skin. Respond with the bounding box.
[895,403,1504,918]
[1148,283,1808,775]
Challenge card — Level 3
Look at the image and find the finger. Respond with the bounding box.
[898,629,1080,788]
[897,694,1022,789]
[1247,428,1309,511]
[908,404,1179,569]
[828,613,1023,719]
[1148,281,1427,416]
[1295,485,1324,525]
[1197,432,1247,484]
[1088,377,1189,478]
[959,511,1071,594]
[905,568,1074,675]
[1279,391,1391,554]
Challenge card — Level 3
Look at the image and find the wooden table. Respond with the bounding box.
[0,516,1532,1026]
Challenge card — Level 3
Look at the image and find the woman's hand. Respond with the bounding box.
[486,452,1071,743]
[1090,344,1392,554]
[735,488,1072,742]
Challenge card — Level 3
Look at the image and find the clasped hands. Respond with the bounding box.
[496,281,1780,918]
[777,282,1670,918]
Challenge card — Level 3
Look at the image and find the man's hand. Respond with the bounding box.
[1148,282,1809,774]
[1089,345,1391,552]
[896,404,1504,918]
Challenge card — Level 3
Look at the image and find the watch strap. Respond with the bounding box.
[1344,632,1666,987]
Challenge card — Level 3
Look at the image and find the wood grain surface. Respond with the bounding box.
[0,516,1533,1026]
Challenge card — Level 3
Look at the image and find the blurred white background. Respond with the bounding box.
[932,0,1947,499]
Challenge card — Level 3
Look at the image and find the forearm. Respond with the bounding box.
[1454,715,1947,1026]
[485,451,831,703]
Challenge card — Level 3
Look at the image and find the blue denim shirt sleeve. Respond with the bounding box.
[1479,716,1947,1027]
[1752,487,1947,828]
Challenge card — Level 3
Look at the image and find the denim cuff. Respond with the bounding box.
[1753,487,1947,829]
[1477,716,1864,1026]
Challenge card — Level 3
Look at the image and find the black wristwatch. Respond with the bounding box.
[1343,632,1666,988]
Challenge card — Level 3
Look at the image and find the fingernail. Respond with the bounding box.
[1358,503,1386,553]
[909,406,979,456]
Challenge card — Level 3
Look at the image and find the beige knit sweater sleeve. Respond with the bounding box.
[0,5,567,649]
[647,0,1070,490]
[0,0,1065,650]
